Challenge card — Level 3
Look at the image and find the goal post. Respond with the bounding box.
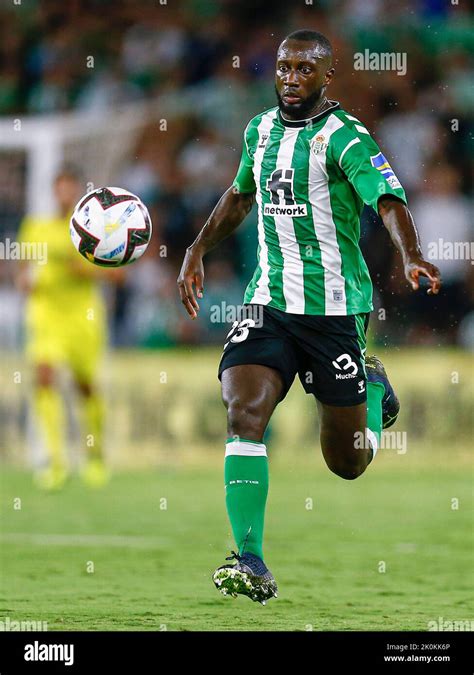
[0,101,152,219]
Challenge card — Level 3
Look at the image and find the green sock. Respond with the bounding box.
[366,381,385,459]
[224,438,268,560]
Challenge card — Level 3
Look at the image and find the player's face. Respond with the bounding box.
[275,40,334,119]
[54,177,81,215]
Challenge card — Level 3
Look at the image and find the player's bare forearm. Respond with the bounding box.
[378,196,441,295]
[188,187,255,256]
[177,187,255,318]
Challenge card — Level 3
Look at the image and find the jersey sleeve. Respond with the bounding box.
[330,121,407,211]
[232,121,257,194]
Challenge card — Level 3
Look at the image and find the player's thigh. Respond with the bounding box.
[218,305,298,439]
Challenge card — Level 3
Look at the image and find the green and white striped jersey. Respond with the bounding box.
[233,101,407,315]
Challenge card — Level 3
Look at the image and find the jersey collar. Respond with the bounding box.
[278,100,340,128]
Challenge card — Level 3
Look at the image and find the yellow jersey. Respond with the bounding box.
[18,214,103,310]
[18,214,106,381]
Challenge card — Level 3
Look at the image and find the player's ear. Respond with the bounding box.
[325,67,335,85]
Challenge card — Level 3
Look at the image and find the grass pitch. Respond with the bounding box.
[1,457,472,631]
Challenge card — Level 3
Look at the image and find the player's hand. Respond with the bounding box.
[177,246,204,319]
[404,257,441,295]
[15,264,34,294]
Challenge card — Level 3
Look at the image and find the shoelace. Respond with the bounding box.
[225,551,269,576]
[225,550,241,562]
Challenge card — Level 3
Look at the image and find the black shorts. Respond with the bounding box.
[218,304,370,406]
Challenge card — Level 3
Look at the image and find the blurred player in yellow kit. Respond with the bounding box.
[17,166,114,490]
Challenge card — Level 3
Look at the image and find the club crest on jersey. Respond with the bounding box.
[258,133,269,148]
[370,152,402,189]
[310,135,328,155]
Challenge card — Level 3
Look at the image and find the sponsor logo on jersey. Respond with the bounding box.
[264,168,308,216]
[258,133,269,148]
[310,134,328,154]
[370,152,402,189]
[263,203,307,216]
[332,353,358,379]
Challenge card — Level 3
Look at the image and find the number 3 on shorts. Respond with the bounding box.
[224,318,256,349]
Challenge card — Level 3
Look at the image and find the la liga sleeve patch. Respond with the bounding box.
[370,152,402,190]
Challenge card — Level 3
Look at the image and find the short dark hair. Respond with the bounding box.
[284,29,332,59]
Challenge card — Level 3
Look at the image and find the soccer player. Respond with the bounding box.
[17,167,115,490]
[177,30,441,603]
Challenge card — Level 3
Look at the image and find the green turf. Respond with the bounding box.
[0,460,472,631]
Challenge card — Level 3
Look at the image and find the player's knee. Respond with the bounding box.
[326,457,367,480]
[76,381,93,397]
[224,396,266,438]
[35,364,55,388]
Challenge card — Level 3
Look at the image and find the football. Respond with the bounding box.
[70,187,152,266]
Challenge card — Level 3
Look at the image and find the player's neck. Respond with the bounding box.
[280,96,331,123]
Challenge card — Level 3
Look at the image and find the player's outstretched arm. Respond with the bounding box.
[177,186,255,319]
[378,196,441,295]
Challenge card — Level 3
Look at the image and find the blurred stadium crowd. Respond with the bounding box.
[0,0,472,349]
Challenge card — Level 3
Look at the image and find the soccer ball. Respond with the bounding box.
[70,187,152,266]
